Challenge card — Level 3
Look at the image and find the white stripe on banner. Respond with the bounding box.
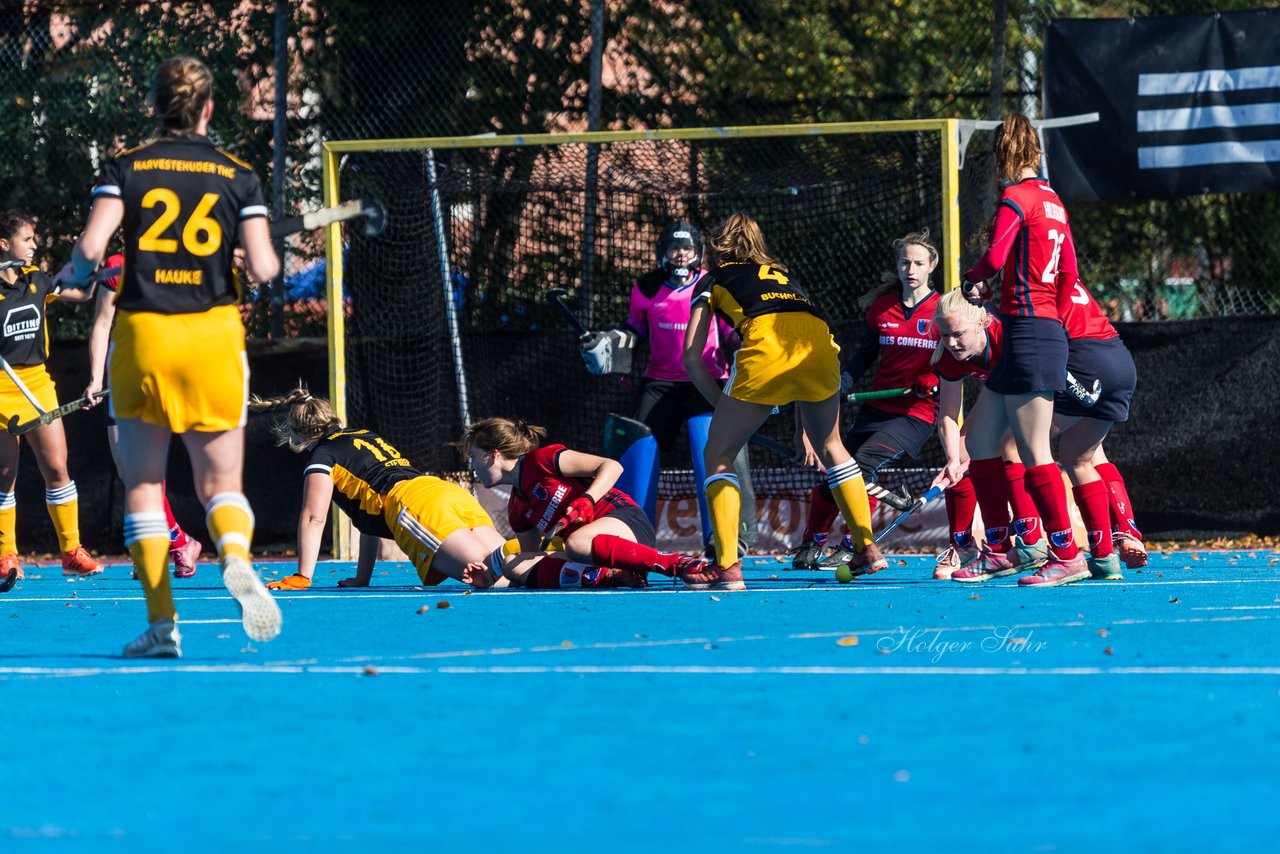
[1137,102,1280,133]
[1138,138,1280,169]
[1138,65,1280,96]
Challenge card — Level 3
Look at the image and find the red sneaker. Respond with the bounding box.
[171,537,203,579]
[679,559,745,591]
[951,543,1021,583]
[1018,552,1090,587]
[1113,533,1148,569]
[62,546,104,577]
[1,552,23,582]
[847,542,888,578]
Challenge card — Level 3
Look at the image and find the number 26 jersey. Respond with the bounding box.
[92,134,268,315]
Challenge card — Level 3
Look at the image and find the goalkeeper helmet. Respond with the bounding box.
[657,221,703,285]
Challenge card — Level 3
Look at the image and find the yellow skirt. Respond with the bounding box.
[0,363,59,425]
[109,304,248,432]
[384,476,494,585]
[725,312,841,405]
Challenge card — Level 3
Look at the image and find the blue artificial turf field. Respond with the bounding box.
[3,550,1278,849]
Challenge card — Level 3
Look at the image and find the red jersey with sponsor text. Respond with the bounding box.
[862,290,941,421]
[935,312,1005,382]
[965,178,1077,320]
[508,444,636,536]
[1058,280,1119,342]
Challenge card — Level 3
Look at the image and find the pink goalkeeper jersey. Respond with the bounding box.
[626,268,735,382]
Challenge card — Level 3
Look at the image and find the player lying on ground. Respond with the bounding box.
[462,545,648,590]
[458,417,703,586]
[792,230,942,571]
[254,388,508,591]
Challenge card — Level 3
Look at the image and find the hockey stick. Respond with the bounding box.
[1065,370,1101,407]
[0,353,47,416]
[846,387,910,402]
[874,484,944,543]
[269,198,388,240]
[0,566,15,593]
[546,287,589,336]
[7,389,108,436]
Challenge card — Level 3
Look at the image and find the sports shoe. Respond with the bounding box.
[846,542,888,578]
[1,552,23,582]
[788,539,826,570]
[934,544,980,579]
[221,555,283,642]
[122,618,182,658]
[1113,533,1148,569]
[266,573,313,591]
[1087,552,1123,581]
[951,543,1022,583]
[1018,552,1090,587]
[171,537,202,579]
[679,559,746,591]
[1011,535,1050,572]
[62,546,104,577]
[583,567,648,589]
[816,535,856,570]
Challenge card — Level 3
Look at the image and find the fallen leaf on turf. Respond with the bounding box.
[1156,572,1165,577]
[436,601,450,609]
[363,665,378,676]
[416,605,429,614]
[1097,629,1108,637]
[969,594,980,600]
[770,574,778,579]
[836,636,859,646]
[1104,647,1113,655]
[216,634,230,639]
[634,633,647,639]
[561,640,572,647]
[710,595,720,601]
[896,560,907,566]
[1169,597,1180,604]
[704,643,717,650]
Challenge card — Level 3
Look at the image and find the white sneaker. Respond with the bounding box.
[221,555,283,643]
[934,544,980,579]
[123,618,183,658]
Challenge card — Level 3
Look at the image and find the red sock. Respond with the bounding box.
[968,457,1012,551]
[1072,480,1113,557]
[162,486,189,549]
[1095,462,1141,540]
[1024,463,1078,560]
[530,556,569,588]
[945,475,977,549]
[1004,461,1042,545]
[590,534,673,576]
[804,483,840,542]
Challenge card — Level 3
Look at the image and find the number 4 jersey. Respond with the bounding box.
[92,134,269,314]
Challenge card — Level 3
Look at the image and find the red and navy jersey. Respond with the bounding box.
[304,428,422,538]
[935,312,1005,382]
[850,290,941,421]
[692,261,822,332]
[1058,280,1119,342]
[508,443,636,536]
[0,265,62,366]
[965,178,1077,320]
[92,134,268,315]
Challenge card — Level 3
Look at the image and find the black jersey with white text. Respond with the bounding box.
[691,261,822,332]
[0,265,61,366]
[304,429,422,538]
[92,135,267,314]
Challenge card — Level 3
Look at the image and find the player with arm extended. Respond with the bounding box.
[682,213,884,590]
[0,210,103,584]
[579,221,758,559]
[460,417,703,586]
[956,112,1089,588]
[83,253,202,578]
[792,231,942,571]
[61,55,282,657]
[251,388,508,591]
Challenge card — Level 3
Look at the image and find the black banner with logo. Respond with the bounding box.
[1044,9,1280,201]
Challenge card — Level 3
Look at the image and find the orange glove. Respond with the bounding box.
[266,573,312,591]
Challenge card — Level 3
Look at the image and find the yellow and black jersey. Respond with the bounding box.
[0,265,61,366]
[92,134,268,314]
[691,261,822,332]
[304,428,422,538]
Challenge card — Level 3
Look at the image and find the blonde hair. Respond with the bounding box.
[150,55,213,136]
[457,417,547,459]
[859,229,939,311]
[929,288,992,364]
[709,213,786,270]
[249,385,343,452]
[993,112,1041,182]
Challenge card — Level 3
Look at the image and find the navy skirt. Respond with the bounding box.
[1053,336,1136,422]
[986,314,1068,395]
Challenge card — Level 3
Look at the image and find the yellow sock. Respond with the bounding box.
[0,491,15,556]
[125,512,175,623]
[46,482,81,553]
[206,492,255,562]
[705,472,741,568]
[827,459,874,548]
